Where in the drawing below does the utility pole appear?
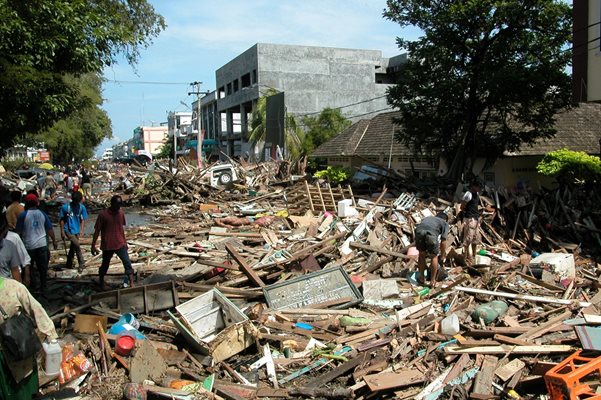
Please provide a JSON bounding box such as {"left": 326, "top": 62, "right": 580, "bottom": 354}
{"left": 188, "top": 81, "right": 207, "bottom": 169}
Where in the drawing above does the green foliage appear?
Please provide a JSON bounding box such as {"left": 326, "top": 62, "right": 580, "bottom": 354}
{"left": 301, "top": 108, "right": 351, "bottom": 155}
{"left": 0, "top": 158, "right": 33, "bottom": 172}
{"left": 537, "top": 148, "right": 601, "bottom": 182}
{"left": 313, "top": 166, "right": 351, "bottom": 184}
{"left": 0, "top": 0, "right": 165, "bottom": 149}
{"left": 155, "top": 138, "right": 173, "bottom": 160}
{"left": 384, "top": 0, "right": 572, "bottom": 178}
{"left": 32, "top": 74, "right": 112, "bottom": 164}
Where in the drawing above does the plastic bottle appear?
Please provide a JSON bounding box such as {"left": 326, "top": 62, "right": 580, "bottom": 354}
{"left": 43, "top": 339, "right": 62, "bottom": 376}
{"left": 471, "top": 300, "right": 509, "bottom": 325}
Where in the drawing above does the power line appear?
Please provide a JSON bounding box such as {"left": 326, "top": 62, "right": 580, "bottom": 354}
{"left": 296, "top": 95, "right": 388, "bottom": 117}
{"left": 105, "top": 79, "right": 190, "bottom": 85}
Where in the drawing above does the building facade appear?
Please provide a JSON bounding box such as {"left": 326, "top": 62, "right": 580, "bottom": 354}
{"left": 215, "top": 43, "right": 405, "bottom": 157}
{"left": 573, "top": 0, "right": 601, "bottom": 102}
{"left": 167, "top": 111, "right": 193, "bottom": 158}
{"left": 133, "top": 125, "right": 169, "bottom": 155}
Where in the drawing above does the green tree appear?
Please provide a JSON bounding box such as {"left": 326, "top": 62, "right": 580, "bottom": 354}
{"left": 0, "top": 0, "right": 165, "bottom": 150}
{"left": 248, "top": 89, "right": 304, "bottom": 159}
{"left": 384, "top": 0, "right": 572, "bottom": 179}
{"left": 35, "top": 74, "right": 111, "bottom": 164}
{"left": 301, "top": 108, "right": 351, "bottom": 155}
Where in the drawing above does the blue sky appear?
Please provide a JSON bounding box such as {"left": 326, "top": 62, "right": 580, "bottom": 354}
{"left": 98, "top": 0, "right": 421, "bottom": 156}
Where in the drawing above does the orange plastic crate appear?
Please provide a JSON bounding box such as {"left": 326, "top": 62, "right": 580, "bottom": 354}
{"left": 544, "top": 351, "right": 601, "bottom": 400}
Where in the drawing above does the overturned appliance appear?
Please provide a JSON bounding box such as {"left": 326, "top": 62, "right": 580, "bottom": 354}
{"left": 168, "top": 288, "right": 256, "bottom": 363}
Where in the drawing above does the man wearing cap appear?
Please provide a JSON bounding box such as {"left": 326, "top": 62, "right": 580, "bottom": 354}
{"left": 91, "top": 195, "right": 134, "bottom": 290}
{"left": 414, "top": 212, "right": 450, "bottom": 288}
{"left": 460, "top": 180, "right": 482, "bottom": 263}
{"left": 15, "top": 193, "right": 57, "bottom": 296}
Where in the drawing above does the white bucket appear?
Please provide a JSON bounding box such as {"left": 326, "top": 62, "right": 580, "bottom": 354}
{"left": 43, "top": 339, "right": 62, "bottom": 376}
{"left": 440, "top": 313, "right": 460, "bottom": 336}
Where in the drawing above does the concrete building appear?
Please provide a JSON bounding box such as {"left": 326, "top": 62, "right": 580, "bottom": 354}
{"left": 132, "top": 125, "right": 169, "bottom": 155}
{"left": 167, "top": 111, "right": 193, "bottom": 158}
{"left": 573, "top": 0, "right": 601, "bottom": 102}
{"left": 215, "top": 43, "right": 405, "bottom": 157}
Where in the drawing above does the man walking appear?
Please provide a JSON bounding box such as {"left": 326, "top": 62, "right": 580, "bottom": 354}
{"left": 59, "top": 191, "right": 88, "bottom": 271}
{"left": 414, "top": 212, "right": 449, "bottom": 288}
{"left": 91, "top": 195, "right": 134, "bottom": 290}
{"left": 15, "top": 193, "right": 57, "bottom": 296}
{"left": 460, "top": 180, "right": 482, "bottom": 264}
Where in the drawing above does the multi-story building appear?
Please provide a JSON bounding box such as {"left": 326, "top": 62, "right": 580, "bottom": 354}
{"left": 132, "top": 125, "right": 169, "bottom": 156}
{"left": 573, "top": 0, "right": 601, "bottom": 102}
{"left": 215, "top": 43, "right": 405, "bottom": 157}
{"left": 167, "top": 111, "right": 193, "bottom": 159}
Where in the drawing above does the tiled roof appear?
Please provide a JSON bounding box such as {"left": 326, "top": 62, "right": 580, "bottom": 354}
{"left": 311, "top": 104, "right": 601, "bottom": 158}
{"left": 506, "top": 102, "right": 601, "bottom": 156}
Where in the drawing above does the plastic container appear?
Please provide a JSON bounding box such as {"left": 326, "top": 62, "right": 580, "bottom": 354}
{"left": 440, "top": 314, "right": 460, "bottom": 335}
{"left": 43, "top": 339, "right": 62, "bottom": 376}
{"left": 115, "top": 331, "right": 136, "bottom": 356}
{"left": 407, "top": 247, "right": 419, "bottom": 257}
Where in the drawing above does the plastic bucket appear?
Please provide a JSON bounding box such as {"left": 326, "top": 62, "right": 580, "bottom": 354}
{"left": 115, "top": 332, "right": 136, "bottom": 356}
{"left": 440, "top": 313, "right": 460, "bottom": 335}
{"left": 407, "top": 247, "right": 419, "bottom": 257}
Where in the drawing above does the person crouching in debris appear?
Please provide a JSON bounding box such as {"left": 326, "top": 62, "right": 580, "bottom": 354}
{"left": 460, "top": 179, "right": 482, "bottom": 264}
{"left": 415, "top": 212, "right": 449, "bottom": 288}
{"left": 91, "top": 195, "right": 134, "bottom": 291}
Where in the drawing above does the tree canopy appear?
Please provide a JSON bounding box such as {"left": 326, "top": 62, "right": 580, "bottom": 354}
{"left": 301, "top": 108, "right": 351, "bottom": 155}
{"left": 0, "top": 0, "right": 165, "bottom": 150}
{"left": 384, "top": 0, "right": 573, "bottom": 179}
{"left": 35, "top": 74, "right": 112, "bottom": 164}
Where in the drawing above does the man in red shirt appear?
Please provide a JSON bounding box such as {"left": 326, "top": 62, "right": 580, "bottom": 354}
{"left": 91, "top": 195, "right": 134, "bottom": 290}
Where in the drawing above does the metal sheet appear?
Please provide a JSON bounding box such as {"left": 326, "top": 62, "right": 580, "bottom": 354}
{"left": 263, "top": 266, "right": 363, "bottom": 310}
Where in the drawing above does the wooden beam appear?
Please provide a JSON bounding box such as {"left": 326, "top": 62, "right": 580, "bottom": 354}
{"left": 225, "top": 243, "right": 265, "bottom": 287}
{"left": 444, "top": 345, "right": 574, "bottom": 355}
{"left": 350, "top": 242, "right": 412, "bottom": 260}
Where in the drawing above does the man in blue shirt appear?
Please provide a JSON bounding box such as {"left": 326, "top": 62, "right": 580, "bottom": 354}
{"left": 16, "top": 193, "right": 57, "bottom": 296}
{"left": 59, "top": 191, "right": 88, "bottom": 271}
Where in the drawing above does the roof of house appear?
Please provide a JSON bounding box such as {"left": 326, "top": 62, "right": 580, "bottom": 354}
{"left": 506, "top": 102, "right": 601, "bottom": 156}
{"left": 311, "top": 103, "right": 601, "bottom": 158}
{"left": 311, "top": 111, "right": 414, "bottom": 158}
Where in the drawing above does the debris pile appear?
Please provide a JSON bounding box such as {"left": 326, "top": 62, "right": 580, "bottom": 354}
{"left": 37, "top": 173, "right": 601, "bottom": 400}
{"left": 2, "top": 161, "right": 601, "bottom": 399}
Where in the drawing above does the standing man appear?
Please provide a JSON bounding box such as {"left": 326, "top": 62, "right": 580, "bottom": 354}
{"left": 15, "top": 193, "right": 57, "bottom": 296}
{"left": 44, "top": 172, "right": 57, "bottom": 199}
{"left": 81, "top": 169, "right": 93, "bottom": 198}
{"left": 414, "top": 212, "right": 449, "bottom": 288}
{"left": 460, "top": 180, "right": 482, "bottom": 264}
{"left": 59, "top": 191, "right": 88, "bottom": 272}
{"left": 91, "top": 195, "right": 134, "bottom": 290}
{"left": 5, "top": 191, "right": 24, "bottom": 231}
{"left": 0, "top": 216, "right": 23, "bottom": 282}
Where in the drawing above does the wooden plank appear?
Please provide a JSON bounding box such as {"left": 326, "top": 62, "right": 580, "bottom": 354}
{"left": 308, "top": 353, "right": 367, "bottom": 387}
{"left": 454, "top": 286, "right": 591, "bottom": 307}
{"left": 350, "top": 242, "right": 412, "bottom": 260}
{"left": 493, "top": 334, "right": 533, "bottom": 346}
{"left": 516, "top": 310, "right": 571, "bottom": 340}
{"left": 363, "top": 369, "right": 425, "bottom": 392}
{"left": 444, "top": 345, "right": 574, "bottom": 355}
{"left": 472, "top": 355, "right": 497, "bottom": 396}
{"left": 494, "top": 359, "right": 525, "bottom": 382}
{"left": 225, "top": 243, "right": 265, "bottom": 287}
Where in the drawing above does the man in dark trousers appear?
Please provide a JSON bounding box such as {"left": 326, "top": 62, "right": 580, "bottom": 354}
{"left": 91, "top": 195, "right": 134, "bottom": 290}
{"left": 460, "top": 180, "right": 482, "bottom": 264}
{"left": 414, "top": 212, "right": 449, "bottom": 288}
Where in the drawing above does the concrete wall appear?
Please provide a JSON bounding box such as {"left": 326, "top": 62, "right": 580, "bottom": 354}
{"left": 482, "top": 156, "right": 555, "bottom": 191}
{"left": 588, "top": 0, "right": 601, "bottom": 102}
{"left": 256, "top": 43, "right": 391, "bottom": 119}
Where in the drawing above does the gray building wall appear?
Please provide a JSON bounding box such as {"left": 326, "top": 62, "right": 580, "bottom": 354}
{"left": 215, "top": 43, "right": 405, "bottom": 157}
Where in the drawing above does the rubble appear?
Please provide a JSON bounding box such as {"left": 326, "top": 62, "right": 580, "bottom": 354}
{"left": 3, "top": 160, "right": 601, "bottom": 399}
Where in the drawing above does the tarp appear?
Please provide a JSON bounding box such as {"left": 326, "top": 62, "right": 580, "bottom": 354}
{"left": 39, "top": 163, "right": 54, "bottom": 170}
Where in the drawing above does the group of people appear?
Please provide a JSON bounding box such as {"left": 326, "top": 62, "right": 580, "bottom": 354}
{"left": 414, "top": 180, "right": 485, "bottom": 288}
{"left": 0, "top": 186, "right": 135, "bottom": 397}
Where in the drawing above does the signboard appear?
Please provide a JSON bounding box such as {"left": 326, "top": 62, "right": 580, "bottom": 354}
{"left": 263, "top": 266, "right": 363, "bottom": 310}
{"left": 38, "top": 151, "right": 50, "bottom": 161}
